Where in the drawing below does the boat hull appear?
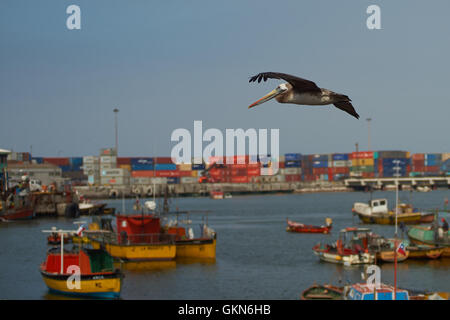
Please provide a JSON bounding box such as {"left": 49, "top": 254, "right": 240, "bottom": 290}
{"left": 355, "top": 211, "right": 434, "bottom": 225}
{"left": 175, "top": 238, "right": 216, "bottom": 259}
{"left": 91, "top": 239, "right": 176, "bottom": 261}
{"left": 313, "top": 249, "right": 375, "bottom": 265}
{"left": 407, "top": 226, "right": 450, "bottom": 257}
{"left": 376, "top": 250, "right": 409, "bottom": 263}
{"left": 40, "top": 271, "right": 121, "bottom": 299}
{"left": 1, "top": 208, "right": 34, "bottom": 221}
{"left": 407, "top": 246, "right": 444, "bottom": 259}
{"left": 287, "top": 225, "right": 331, "bottom": 234}
{"left": 301, "top": 285, "right": 343, "bottom": 300}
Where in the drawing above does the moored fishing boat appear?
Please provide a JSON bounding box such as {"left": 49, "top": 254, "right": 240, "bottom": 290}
{"left": 343, "top": 283, "right": 410, "bottom": 300}
{"left": 367, "top": 234, "right": 409, "bottom": 263}
{"left": 0, "top": 194, "right": 34, "bottom": 221}
{"left": 88, "top": 203, "right": 176, "bottom": 261}
{"left": 313, "top": 228, "right": 375, "bottom": 265}
{"left": 406, "top": 245, "right": 444, "bottom": 259}
{"left": 352, "top": 198, "right": 435, "bottom": 225}
{"left": 40, "top": 229, "right": 122, "bottom": 299}
{"left": 407, "top": 225, "right": 450, "bottom": 257}
{"left": 286, "top": 218, "right": 332, "bottom": 234}
{"left": 163, "top": 211, "right": 217, "bottom": 259}
{"left": 300, "top": 284, "right": 343, "bottom": 300}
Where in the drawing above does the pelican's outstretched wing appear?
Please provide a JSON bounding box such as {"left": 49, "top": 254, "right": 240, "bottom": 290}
{"left": 249, "top": 72, "right": 321, "bottom": 93}
{"left": 333, "top": 101, "right": 360, "bottom": 119}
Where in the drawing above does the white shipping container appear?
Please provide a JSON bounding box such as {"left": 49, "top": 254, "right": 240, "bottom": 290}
{"left": 149, "top": 177, "right": 168, "bottom": 184}
{"left": 131, "top": 177, "right": 152, "bottom": 185}
{"left": 333, "top": 160, "right": 348, "bottom": 168}
{"left": 101, "top": 168, "right": 130, "bottom": 177}
{"left": 282, "top": 168, "right": 301, "bottom": 175}
{"left": 100, "top": 163, "right": 115, "bottom": 170}
{"left": 180, "top": 177, "right": 198, "bottom": 184}
{"left": 83, "top": 156, "right": 99, "bottom": 164}
{"left": 83, "top": 163, "right": 100, "bottom": 170}
{"left": 84, "top": 169, "right": 100, "bottom": 176}
{"left": 100, "top": 156, "right": 117, "bottom": 164}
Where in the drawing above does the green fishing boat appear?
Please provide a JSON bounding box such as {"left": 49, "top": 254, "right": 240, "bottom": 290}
{"left": 407, "top": 226, "right": 450, "bottom": 258}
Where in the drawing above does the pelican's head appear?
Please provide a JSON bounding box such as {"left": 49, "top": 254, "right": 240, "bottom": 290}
{"left": 248, "top": 83, "right": 289, "bottom": 109}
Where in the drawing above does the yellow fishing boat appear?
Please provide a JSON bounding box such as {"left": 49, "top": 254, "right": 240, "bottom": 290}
{"left": 163, "top": 210, "right": 217, "bottom": 259}
{"left": 40, "top": 229, "right": 122, "bottom": 299}
{"left": 175, "top": 237, "right": 217, "bottom": 259}
{"left": 353, "top": 199, "right": 435, "bottom": 225}
{"left": 88, "top": 213, "right": 177, "bottom": 261}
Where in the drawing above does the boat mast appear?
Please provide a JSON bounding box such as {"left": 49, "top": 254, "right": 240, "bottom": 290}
{"left": 392, "top": 159, "right": 401, "bottom": 300}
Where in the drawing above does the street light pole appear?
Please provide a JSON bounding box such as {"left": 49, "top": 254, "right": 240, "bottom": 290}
{"left": 113, "top": 108, "right": 119, "bottom": 155}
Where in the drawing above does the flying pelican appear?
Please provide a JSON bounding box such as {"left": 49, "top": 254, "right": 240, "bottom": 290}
{"left": 248, "top": 72, "right": 360, "bottom": 119}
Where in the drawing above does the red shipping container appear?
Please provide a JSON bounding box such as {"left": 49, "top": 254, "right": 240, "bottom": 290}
{"left": 332, "top": 167, "right": 350, "bottom": 174}
{"left": 231, "top": 164, "right": 248, "bottom": 169}
{"left": 412, "top": 159, "right": 424, "bottom": 167}
{"left": 313, "top": 168, "right": 328, "bottom": 175}
{"left": 247, "top": 168, "right": 260, "bottom": 176}
{"left": 117, "top": 157, "right": 132, "bottom": 165}
{"left": 425, "top": 166, "right": 439, "bottom": 172}
{"left": 231, "top": 176, "right": 249, "bottom": 183}
{"left": 412, "top": 154, "right": 425, "bottom": 160}
{"left": 286, "top": 174, "right": 301, "bottom": 182}
{"left": 328, "top": 168, "right": 333, "bottom": 177}
{"left": 350, "top": 151, "right": 374, "bottom": 160}
{"left": 362, "top": 172, "right": 375, "bottom": 178}
{"left": 44, "top": 157, "right": 70, "bottom": 166}
{"left": 155, "top": 157, "right": 175, "bottom": 164}
{"left": 412, "top": 166, "right": 425, "bottom": 172}
{"left": 131, "top": 171, "right": 155, "bottom": 178}
{"left": 278, "top": 162, "right": 285, "bottom": 169}
{"left": 155, "top": 170, "right": 180, "bottom": 177}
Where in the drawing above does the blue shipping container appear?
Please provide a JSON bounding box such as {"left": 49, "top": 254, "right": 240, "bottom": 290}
{"left": 192, "top": 164, "right": 205, "bottom": 170}
{"left": 312, "top": 154, "right": 328, "bottom": 161}
{"left": 60, "top": 165, "right": 72, "bottom": 172}
{"left": 285, "top": 160, "right": 301, "bottom": 168}
{"left": 382, "top": 158, "right": 409, "bottom": 166}
{"left": 312, "top": 160, "right": 328, "bottom": 168}
{"left": 131, "top": 164, "right": 154, "bottom": 171}
{"left": 332, "top": 154, "right": 349, "bottom": 161}
{"left": 70, "top": 157, "right": 83, "bottom": 166}
{"left": 155, "top": 163, "right": 177, "bottom": 171}
{"left": 131, "top": 158, "right": 154, "bottom": 166}
{"left": 285, "top": 153, "right": 302, "bottom": 161}
{"left": 167, "top": 177, "right": 180, "bottom": 184}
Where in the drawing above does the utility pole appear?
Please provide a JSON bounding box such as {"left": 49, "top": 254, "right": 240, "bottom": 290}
{"left": 113, "top": 108, "right": 119, "bottom": 155}
{"left": 366, "top": 118, "right": 372, "bottom": 151}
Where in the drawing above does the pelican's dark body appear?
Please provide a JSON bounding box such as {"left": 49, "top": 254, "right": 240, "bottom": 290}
{"left": 249, "top": 72, "right": 359, "bottom": 119}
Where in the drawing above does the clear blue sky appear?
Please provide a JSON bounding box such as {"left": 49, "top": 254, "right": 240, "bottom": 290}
{"left": 1, "top": 0, "right": 449, "bottom": 157}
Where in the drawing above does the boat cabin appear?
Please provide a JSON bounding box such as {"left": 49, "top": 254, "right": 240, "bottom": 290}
{"left": 368, "top": 199, "right": 388, "bottom": 213}
{"left": 42, "top": 248, "right": 115, "bottom": 274}
{"left": 345, "top": 283, "right": 409, "bottom": 300}
{"left": 116, "top": 214, "right": 164, "bottom": 244}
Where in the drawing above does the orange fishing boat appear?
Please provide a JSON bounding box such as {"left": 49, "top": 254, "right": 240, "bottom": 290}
{"left": 286, "top": 218, "right": 332, "bottom": 234}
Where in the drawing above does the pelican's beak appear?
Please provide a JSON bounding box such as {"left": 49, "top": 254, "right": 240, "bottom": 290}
{"left": 248, "top": 87, "right": 284, "bottom": 109}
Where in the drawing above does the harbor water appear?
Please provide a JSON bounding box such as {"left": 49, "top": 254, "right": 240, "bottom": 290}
{"left": 0, "top": 190, "right": 449, "bottom": 299}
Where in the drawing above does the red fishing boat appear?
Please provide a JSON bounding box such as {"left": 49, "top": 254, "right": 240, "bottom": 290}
{"left": 286, "top": 218, "right": 332, "bottom": 234}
